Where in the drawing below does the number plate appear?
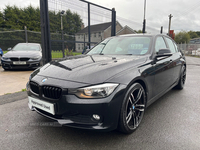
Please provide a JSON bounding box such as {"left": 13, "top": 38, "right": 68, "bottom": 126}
{"left": 13, "top": 61, "right": 26, "bottom": 65}
{"left": 28, "top": 96, "right": 55, "bottom": 115}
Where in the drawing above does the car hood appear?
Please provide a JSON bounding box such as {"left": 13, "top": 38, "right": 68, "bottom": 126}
{"left": 37, "top": 55, "right": 147, "bottom": 84}
{"left": 4, "top": 51, "right": 41, "bottom": 58}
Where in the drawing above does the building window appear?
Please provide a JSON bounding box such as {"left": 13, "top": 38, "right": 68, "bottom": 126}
{"left": 99, "top": 32, "right": 101, "bottom": 37}
{"left": 81, "top": 34, "right": 84, "bottom": 39}
{"left": 94, "top": 33, "right": 96, "bottom": 37}
{"left": 78, "top": 35, "right": 80, "bottom": 39}
{"left": 78, "top": 44, "right": 80, "bottom": 50}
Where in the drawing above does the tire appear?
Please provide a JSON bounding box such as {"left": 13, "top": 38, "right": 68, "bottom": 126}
{"left": 118, "top": 83, "right": 146, "bottom": 134}
{"left": 3, "top": 67, "right": 8, "bottom": 71}
{"left": 175, "top": 65, "right": 186, "bottom": 90}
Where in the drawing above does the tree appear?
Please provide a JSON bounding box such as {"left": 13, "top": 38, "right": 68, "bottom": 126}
{"left": 195, "top": 31, "right": 200, "bottom": 37}
{"left": 134, "top": 30, "right": 146, "bottom": 33}
{"left": 0, "top": 5, "right": 83, "bottom": 51}
{"left": 188, "top": 31, "right": 199, "bottom": 39}
{"left": 0, "top": 5, "right": 40, "bottom": 31}
{"left": 174, "top": 31, "right": 190, "bottom": 44}
{"left": 49, "top": 9, "right": 82, "bottom": 34}
{"left": 0, "top": 11, "right": 4, "bottom": 25}
{"left": 0, "top": 5, "right": 83, "bottom": 34}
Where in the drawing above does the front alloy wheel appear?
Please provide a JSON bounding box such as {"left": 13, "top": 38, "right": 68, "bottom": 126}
{"left": 118, "top": 83, "right": 146, "bottom": 134}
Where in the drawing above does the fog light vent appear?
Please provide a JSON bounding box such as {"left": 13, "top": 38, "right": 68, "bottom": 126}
{"left": 93, "top": 114, "right": 100, "bottom": 120}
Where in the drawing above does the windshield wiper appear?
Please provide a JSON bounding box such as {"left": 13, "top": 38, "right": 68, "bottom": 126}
{"left": 89, "top": 55, "right": 95, "bottom": 62}
{"left": 99, "top": 53, "right": 104, "bottom": 55}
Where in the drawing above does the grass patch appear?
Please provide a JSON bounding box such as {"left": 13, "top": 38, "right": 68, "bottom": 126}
{"left": 21, "top": 89, "right": 27, "bottom": 92}
{"left": 3, "top": 89, "right": 26, "bottom": 95}
{"left": 52, "top": 51, "right": 63, "bottom": 59}
{"left": 4, "top": 93, "right": 12, "bottom": 95}
{"left": 73, "top": 52, "right": 82, "bottom": 55}
{"left": 3, "top": 50, "right": 8, "bottom": 54}
{"left": 52, "top": 50, "right": 81, "bottom": 59}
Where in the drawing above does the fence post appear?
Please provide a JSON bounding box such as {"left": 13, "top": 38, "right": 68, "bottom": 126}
{"left": 88, "top": 3, "right": 91, "bottom": 49}
{"left": 160, "top": 26, "right": 163, "bottom": 34}
{"left": 84, "top": 33, "right": 85, "bottom": 48}
{"left": 184, "top": 41, "right": 187, "bottom": 55}
{"left": 40, "top": 0, "right": 52, "bottom": 65}
{"left": 61, "top": 30, "right": 65, "bottom": 57}
{"left": 61, "top": 11, "right": 65, "bottom": 58}
{"left": 111, "top": 8, "right": 116, "bottom": 36}
{"left": 24, "top": 26, "right": 28, "bottom": 43}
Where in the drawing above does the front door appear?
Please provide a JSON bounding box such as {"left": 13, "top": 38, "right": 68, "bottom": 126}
{"left": 153, "top": 36, "right": 174, "bottom": 97}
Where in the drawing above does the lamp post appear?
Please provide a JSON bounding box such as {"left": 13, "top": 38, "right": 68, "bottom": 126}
{"left": 168, "top": 14, "right": 173, "bottom": 36}
{"left": 60, "top": 10, "right": 65, "bottom": 57}
{"left": 142, "top": 0, "right": 146, "bottom": 34}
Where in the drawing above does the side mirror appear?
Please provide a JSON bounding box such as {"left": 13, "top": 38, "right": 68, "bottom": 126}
{"left": 156, "top": 49, "right": 172, "bottom": 58}
{"left": 7, "top": 47, "right": 12, "bottom": 51}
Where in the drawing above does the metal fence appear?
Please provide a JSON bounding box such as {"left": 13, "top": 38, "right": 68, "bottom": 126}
{"left": 0, "top": 28, "right": 41, "bottom": 51}
{"left": 45, "top": 0, "right": 115, "bottom": 61}
{"left": 177, "top": 44, "right": 200, "bottom": 56}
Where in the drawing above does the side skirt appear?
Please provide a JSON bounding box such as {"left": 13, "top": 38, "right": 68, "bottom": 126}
{"left": 146, "top": 81, "right": 178, "bottom": 107}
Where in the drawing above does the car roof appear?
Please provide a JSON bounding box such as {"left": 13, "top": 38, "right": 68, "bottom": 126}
{"left": 117, "top": 33, "right": 166, "bottom": 38}
{"left": 17, "top": 43, "right": 41, "bottom": 46}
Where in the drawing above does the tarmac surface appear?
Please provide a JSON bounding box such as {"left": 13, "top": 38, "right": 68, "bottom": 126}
{"left": 0, "top": 56, "right": 200, "bottom": 150}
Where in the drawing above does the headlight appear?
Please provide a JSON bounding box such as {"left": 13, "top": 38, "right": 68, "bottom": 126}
{"left": 29, "top": 67, "right": 41, "bottom": 81}
{"left": 69, "top": 83, "right": 119, "bottom": 98}
{"left": 31, "top": 56, "right": 41, "bottom": 60}
{"left": 2, "top": 56, "right": 9, "bottom": 60}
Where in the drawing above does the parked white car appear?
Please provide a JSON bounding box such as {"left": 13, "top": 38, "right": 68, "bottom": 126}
{"left": 192, "top": 48, "right": 200, "bottom": 56}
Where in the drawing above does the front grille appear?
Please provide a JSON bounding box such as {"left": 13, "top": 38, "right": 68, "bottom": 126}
{"left": 20, "top": 58, "right": 30, "bottom": 61}
{"left": 29, "top": 81, "right": 62, "bottom": 100}
{"left": 30, "top": 81, "right": 39, "bottom": 95}
{"left": 42, "top": 86, "right": 62, "bottom": 99}
{"left": 10, "top": 57, "right": 19, "bottom": 61}
{"left": 10, "top": 57, "right": 30, "bottom": 61}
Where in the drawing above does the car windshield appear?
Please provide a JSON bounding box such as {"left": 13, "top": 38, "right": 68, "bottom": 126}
{"left": 13, "top": 44, "right": 40, "bottom": 51}
{"left": 87, "top": 36, "right": 151, "bottom": 55}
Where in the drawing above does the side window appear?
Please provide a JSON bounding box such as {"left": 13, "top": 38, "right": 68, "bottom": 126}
{"left": 173, "top": 42, "right": 179, "bottom": 52}
{"left": 155, "top": 36, "right": 167, "bottom": 53}
{"left": 165, "top": 37, "right": 176, "bottom": 53}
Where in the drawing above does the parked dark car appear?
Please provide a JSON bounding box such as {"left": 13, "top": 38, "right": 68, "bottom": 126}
{"left": 27, "top": 34, "right": 186, "bottom": 134}
{"left": 0, "top": 47, "right": 3, "bottom": 66}
{"left": 1, "top": 43, "right": 42, "bottom": 70}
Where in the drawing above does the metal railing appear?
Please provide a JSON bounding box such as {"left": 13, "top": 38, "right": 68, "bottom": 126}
{"left": 177, "top": 44, "right": 200, "bottom": 56}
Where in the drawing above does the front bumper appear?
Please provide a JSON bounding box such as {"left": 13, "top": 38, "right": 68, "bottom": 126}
{"left": 1, "top": 60, "right": 41, "bottom": 69}
{"left": 27, "top": 80, "right": 126, "bottom": 131}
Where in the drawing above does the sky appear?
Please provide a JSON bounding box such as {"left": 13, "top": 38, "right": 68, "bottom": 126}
{"left": 0, "top": 0, "right": 200, "bottom": 34}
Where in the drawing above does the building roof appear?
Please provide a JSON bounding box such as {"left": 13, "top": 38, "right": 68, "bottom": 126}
{"left": 76, "top": 22, "right": 112, "bottom": 34}
{"left": 116, "top": 25, "right": 137, "bottom": 35}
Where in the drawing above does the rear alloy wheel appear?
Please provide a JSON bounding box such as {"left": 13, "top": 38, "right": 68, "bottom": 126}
{"left": 118, "top": 83, "right": 146, "bottom": 134}
{"left": 175, "top": 65, "right": 186, "bottom": 89}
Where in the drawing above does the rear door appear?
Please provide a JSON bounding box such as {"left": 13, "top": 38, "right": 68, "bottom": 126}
{"left": 164, "top": 37, "right": 182, "bottom": 83}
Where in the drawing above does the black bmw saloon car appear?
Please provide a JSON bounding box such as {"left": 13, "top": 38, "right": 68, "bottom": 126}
{"left": 1, "top": 43, "right": 42, "bottom": 70}
{"left": 27, "top": 34, "right": 186, "bottom": 134}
